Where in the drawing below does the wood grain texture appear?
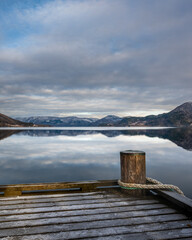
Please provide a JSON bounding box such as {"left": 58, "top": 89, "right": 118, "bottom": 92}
{"left": 0, "top": 220, "right": 191, "bottom": 239}
{"left": 0, "top": 199, "right": 159, "bottom": 216}
{"left": 120, "top": 150, "right": 146, "bottom": 196}
{"left": 0, "top": 215, "right": 189, "bottom": 237}
{"left": 150, "top": 188, "right": 192, "bottom": 217}
{"left": 0, "top": 196, "right": 143, "bottom": 211}
{"left": 0, "top": 203, "right": 167, "bottom": 222}
{"left": 0, "top": 189, "right": 191, "bottom": 239}
{"left": 0, "top": 208, "right": 178, "bottom": 229}
{"left": 120, "top": 151, "right": 146, "bottom": 184}
{"left": 0, "top": 180, "right": 119, "bottom": 197}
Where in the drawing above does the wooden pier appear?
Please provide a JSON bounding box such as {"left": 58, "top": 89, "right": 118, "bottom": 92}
{"left": 0, "top": 151, "right": 191, "bottom": 239}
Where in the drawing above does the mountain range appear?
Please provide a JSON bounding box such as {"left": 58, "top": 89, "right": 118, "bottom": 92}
{"left": 16, "top": 114, "right": 123, "bottom": 127}
{"left": 1, "top": 102, "right": 192, "bottom": 127}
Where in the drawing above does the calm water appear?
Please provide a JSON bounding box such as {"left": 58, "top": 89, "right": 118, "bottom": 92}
{"left": 0, "top": 127, "right": 192, "bottom": 198}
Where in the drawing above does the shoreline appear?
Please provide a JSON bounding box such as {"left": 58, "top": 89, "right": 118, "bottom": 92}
{"left": 0, "top": 126, "right": 175, "bottom": 130}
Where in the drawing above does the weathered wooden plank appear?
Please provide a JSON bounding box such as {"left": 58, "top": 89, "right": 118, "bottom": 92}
{"left": 87, "top": 234, "right": 152, "bottom": 240}
{"left": 146, "top": 178, "right": 192, "bottom": 216}
{"left": 0, "top": 196, "right": 143, "bottom": 210}
{"left": 148, "top": 228, "right": 192, "bottom": 239}
{"left": 85, "top": 233, "right": 152, "bottom": 240}
{"left": 0, "top": 180, "right": 119, "bottom": 197}
{"left": 0, "top": 191, "right": 103, "bottom": 201}
{"left": 0, "top": 208, "right": 178, "bottom": 229}
{"left": 86, "top": 228, "right": 192, "bottom": 240}
{"left": 0, "top": 179, "right": 118, "bottom": 188}
{"left": 0, "top": 197, "right": 157, "bottom": 211}
{"left": 2, "top": 233, "right": 152, "bottom": 240}
{"left": 0, "top": 193, "right": 112, "bottom": 205}
{"left": 0, "top": 194, "right": 139, "bottom": 207}
{"left": 0, "top": 220, "right": 191, "bottom": 239}
{"left": 0, "top": 180, "right": 190, "bottom": 240}
{"left": 152, "top": 189, "right": 192, "bottom": 216}
{"left": 0, "top": 199, "right": 159, "bottom": 216}
{"left": 0, "top": 203, "right": 167, "bottom": 222}
{"left": 0, "top": 214, "right": 188, "bottom": 237}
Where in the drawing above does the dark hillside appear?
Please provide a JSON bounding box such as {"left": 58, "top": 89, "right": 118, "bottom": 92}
{"left": 0, "top": 113, "right": 35, "bottom": 127}
{"left": 117, "top": 102, "right": 192, "bottom": 127}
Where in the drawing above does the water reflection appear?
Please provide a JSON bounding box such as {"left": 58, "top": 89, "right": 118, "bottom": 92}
{"left": 1, "top": 127, "right": 192, "bottom": 150}
{"left": 0, "top": 128, "right": 191, "bottom": 198}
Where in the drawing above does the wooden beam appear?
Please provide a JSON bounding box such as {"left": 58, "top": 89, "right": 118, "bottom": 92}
{"left": 151, "top": 189, "right": 192, "bottom": 217}
{"left": 0, "top": 180, "right": 119, "bottom": 197}
{"left": 145, "top": 178, "right": 192, "bottom": 216}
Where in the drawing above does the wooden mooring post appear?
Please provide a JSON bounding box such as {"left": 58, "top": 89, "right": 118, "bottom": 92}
{"left": 120, "top": 150, "right": 146, "bottom": 196}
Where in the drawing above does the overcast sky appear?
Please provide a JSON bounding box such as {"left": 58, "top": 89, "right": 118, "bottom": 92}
{"left": 0, "top": 0, "right": 192, "bottom": 118}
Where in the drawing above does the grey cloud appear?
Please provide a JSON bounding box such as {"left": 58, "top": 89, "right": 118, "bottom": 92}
{"left": 0, "top": 0, "right": 192, "bottom": 116}
{"left": 1, "top": 86, "right": 191, "bottom": 117}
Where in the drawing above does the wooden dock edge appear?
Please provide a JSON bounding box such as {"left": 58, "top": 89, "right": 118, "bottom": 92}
{"left": 145, "top": 178, "right": 192, "bottom": 216}
{"left": 0, "top": 179, "right": 120, "bottom": 197}
{"left": 151, "top": 189, "right": 192, "bottom": 216}
{"left": 1, "top": 178, "right": 192, "bottom": 217}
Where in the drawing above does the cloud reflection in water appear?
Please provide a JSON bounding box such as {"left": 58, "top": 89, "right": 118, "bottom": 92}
{"left": 0, "top": 129, "right": 191, "bottom": 198}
